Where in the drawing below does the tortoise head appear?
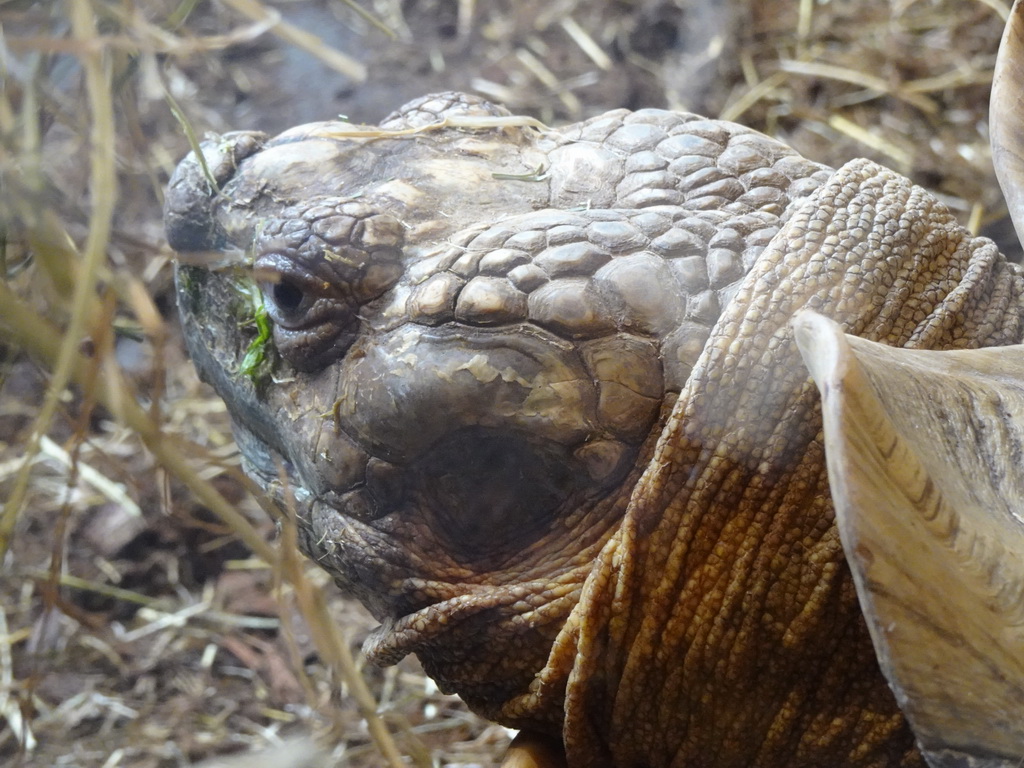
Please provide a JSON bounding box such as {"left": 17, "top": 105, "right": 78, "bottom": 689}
{"left": 165, "top": 80, "right": 845, "bottom": 737}
{"left": 169, "top": 87, "right": 823, "bottom": 729}
{"left": 167, "top": 94, "right": 663, "bottom": 725}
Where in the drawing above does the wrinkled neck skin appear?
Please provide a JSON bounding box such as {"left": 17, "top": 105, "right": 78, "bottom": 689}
{"left": 168, "top": 92, "right": 1024, "bottom": 767}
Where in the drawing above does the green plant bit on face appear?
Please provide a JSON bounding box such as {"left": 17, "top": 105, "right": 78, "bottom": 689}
{"left": 237, "top": 282, "right": 274, "bottom": 381}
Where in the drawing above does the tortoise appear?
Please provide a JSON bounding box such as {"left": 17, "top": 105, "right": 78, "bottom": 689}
{"left": 164, "top": 2, "right": 1024, "bottom": 765}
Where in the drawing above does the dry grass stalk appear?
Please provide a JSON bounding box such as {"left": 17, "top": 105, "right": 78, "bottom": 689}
{"left": 220, "top": 0, "right": 367, "bottom": 80}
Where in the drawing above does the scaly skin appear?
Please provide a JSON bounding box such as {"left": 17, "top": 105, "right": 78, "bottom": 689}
{"left": 166, "top": 92, "right": 1024, "bottom": 767}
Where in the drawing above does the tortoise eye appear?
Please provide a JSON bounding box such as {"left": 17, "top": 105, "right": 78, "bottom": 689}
{"left": 254, "top": 271, "right": 356, "bottom": 371}
{"left": 272, "top": 279, "right": 306, "bottom": 314}
{"left": 261, "top": 276, "right": 314, "bottom": 328}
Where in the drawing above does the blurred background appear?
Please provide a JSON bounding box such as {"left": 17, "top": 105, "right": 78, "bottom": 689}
{"left": 0, "top": 1, "right": 1012, "bottom": 765}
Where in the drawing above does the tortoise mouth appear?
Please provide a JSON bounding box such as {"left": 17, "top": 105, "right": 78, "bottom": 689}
{"left": 231, "top": 419, "right": 292, "bottom": 485}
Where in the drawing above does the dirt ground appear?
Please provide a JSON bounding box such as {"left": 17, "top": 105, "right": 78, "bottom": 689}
{"left": 0, "top": 0, "right": 1013, "bottom": 766}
